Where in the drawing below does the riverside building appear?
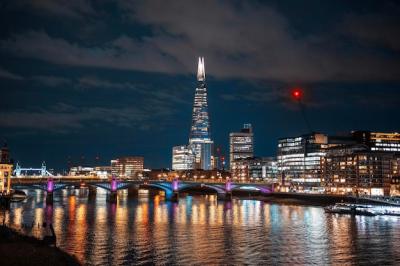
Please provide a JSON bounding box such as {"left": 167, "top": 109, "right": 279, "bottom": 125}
{"left": 277, "top": 130, "right": 400, "bottom": 194}
{"left": 321, "top": 144, "right": 396, "bottom": 196}
{"left": 111, "top": 156, "right": 144, "bottom": 178}
{"left": 231, "top": 156, "right": 277, "bottom": 182}
{"left": 277, "top": 133, "right": 328, "bottom": 192}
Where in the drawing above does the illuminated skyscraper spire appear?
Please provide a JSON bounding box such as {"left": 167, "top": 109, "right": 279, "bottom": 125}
{"left": 197, "top": 57, "right": 205, "bottom": 81}
{"left": 189, "top": 57, "right": 213, "bottom": 170}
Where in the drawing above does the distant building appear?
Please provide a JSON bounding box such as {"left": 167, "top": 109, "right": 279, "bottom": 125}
{"left": 0, "top": 144, "right": 10, "bottom": 164}
{"left": 0, "top": 143, "right": 13, "bottom": 194}
{"left": 69, "top": 166, "right": 95, "bottom": 176}
{"left": 231, "top": 157, "right": 277, "bottom": 181}
{"left": 230, "top": 159, "right": 250, "bottom": 180}
{"left": 321, "top": 144, "right": 396, "bottom": 196}
{"left": 352, "top": 131, "right": 400, "bottom": 152}
{"left": 229, "top": 124, "right": 254, "bottom": 169}
{"left": 68, "top": 165, "right": 111, "bottom": 178}
{"left": 249, "top": 157, "right": 278, "bottom": 181}
{"left": 111, "top": 156, "right": 144, "bottom": 178}
{"left": 391, "top": 157, "right": 400, "bottom": 196}
{"left": 277, "top": 133, "right": 328, "bottom": 191}
{"left": 172, "top": 145, "right": 195, "bottom": 170}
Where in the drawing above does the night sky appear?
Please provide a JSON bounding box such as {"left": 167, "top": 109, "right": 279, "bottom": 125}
{"left": 1, "top": 1, "right": 400, "bottom": 171}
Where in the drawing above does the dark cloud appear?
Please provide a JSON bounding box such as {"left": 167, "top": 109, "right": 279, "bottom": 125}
{"left": 31, "top": 75, "right": 71, "bottom": 87}
{"left": 0, "top": 31, "right": 183, "bottom": 74}
{"left": 0, "top": 67, "right": 23, "bottom": 80}
{"left": 76, "top": 76, "right": 190, "bottom": 105}
{"left": 0, "top": 102, "right": 175, "bottom": 133}
{"left": 341, "top": 13, "right": 400, "bottom": 51}
{"left": 6, "top": 0, "right": 96, "bottom": 20}
{"left": 1, "top": 1, "right": 400, "bottom": 82}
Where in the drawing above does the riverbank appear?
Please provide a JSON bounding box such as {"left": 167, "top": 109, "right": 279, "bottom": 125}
{"left": 234, "top": 192, "right": 395, "bottom": 206}
{"left": 0, "top": 225, "right": 80, "bottom": 266}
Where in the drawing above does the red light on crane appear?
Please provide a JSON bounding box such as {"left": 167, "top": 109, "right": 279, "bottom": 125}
{"left": 291, "top": 88, "right": 303, "bottom": 100}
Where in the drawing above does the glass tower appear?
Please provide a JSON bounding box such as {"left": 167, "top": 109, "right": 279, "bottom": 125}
{"left": 189, "top": 57, "right": 213, "bottom": 170}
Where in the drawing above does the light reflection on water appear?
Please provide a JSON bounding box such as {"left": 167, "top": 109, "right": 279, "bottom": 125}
{"left": 1, "top": 189, "right": 400, "bottom": 265}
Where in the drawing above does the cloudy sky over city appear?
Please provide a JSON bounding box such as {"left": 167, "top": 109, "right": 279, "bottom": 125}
{"left": 1, "top": 0, "right": 400, "bottom": 170}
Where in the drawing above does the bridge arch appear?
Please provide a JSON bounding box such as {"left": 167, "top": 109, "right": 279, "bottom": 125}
{"left": 140, "top": 183, "right": 174, "bottom": 199}
{"left": 12, "top": 183, "right": 69, "bottom": 192}
{"left": 178, "top": 183, "right": 226, "bottom": 195}
{"left": 233, "top": 184, "right": 272, "bottom": 194}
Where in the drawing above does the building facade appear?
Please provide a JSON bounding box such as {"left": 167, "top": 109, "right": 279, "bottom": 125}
{"left": 0, "top": 144, "right": 12, "bottom": 194}
{"left": 321, "top": 144, "right": 395, "bottom": 196}
{"left": 231, "top": 157, "right": 278, "bottom": 182}
{"left": 277, "top": 133, "right": 328, "bottom": 191}
{"left": 172, "top": 145, "right": 195, "bottom": 170}
{"left": 111, "top": 156, "right": 144, "bottom": 178}
{"left": 276, "top": 131, "right": 400, "bottom": 194}
{"left": 249, "top": 157, "right": 278, "bottom": 182}
{"left": 229, "top": 124, "right": 254, "bottom": 169}
{"left": 69, "top": 165, "right": 111, "bottom": 178}
{"left": 352, "top": 131, "right": 400, "bottom": 152}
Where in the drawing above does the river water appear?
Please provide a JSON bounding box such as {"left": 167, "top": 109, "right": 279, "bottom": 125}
{"left": 1, "top": 188, "right": 400, "bottom": 265}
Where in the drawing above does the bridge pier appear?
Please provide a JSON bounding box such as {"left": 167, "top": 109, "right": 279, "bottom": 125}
{"left": 0, "top": 195, "right": 11, "bottom": 209}
{"left": 168, "top": 178, "right": 179, "bottom": 202}
{"left": 217, "top": 192, "right": 232, "bottom": 201}
{"left": 107, "top": 175, "right": 118, "bottom": 203}
{"left": 46, "top": 192, "right": 53, "bottom": 204}
{"left": 88, "top": 186, "right": 97, "bottom": 200}
{"left": 128, "top": 186, "right": 138, "bottom": 198}
{"left": 221, "top": 178, "right": 233, "bottom": 201}
{"left": 107, "top": 191, "right": 118, "bottom": 203}
{"left": 169, "top": 191, "right": 179, "bottom": 202}
{"left": 46, "top": 178, "right": 54, "bottom": 204}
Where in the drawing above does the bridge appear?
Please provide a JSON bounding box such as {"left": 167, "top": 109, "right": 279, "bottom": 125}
{"left": 13, "top": 162, "right": 53, "bottom": 177}
{"left": 10, "top": 176, "right": 274, "bottom": 203}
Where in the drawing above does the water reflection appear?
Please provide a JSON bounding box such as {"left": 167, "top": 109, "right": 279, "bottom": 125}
{"left": 1, "top": 189, "right": 400, "bottom": 265}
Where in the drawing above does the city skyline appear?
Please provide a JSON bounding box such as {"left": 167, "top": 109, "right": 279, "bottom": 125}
{"left": 1, "top": 1, "right": 400, "bottom": 170}
{"left": 2, "top": 2, "right": 400, "bottom": 265}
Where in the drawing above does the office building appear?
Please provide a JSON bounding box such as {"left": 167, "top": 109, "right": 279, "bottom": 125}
{"left": 277, "top": 133, "right": 328, "bottom": 191}
{"left": 229, "top": 124, "right": 254, "bottom": 169}
{"left": 111, "top": 156, "right": 144, "bottom": 178}
{"left": 231, "top": 157, "right": 278, "bottom": 181}
{"left": 352, "top": 131, "right": 400, "bottom": 152}
{"left": 68, "top": 165, "right": 111, "bottom": 178}
{"left": 172, "top": 145, "right": 195, "bottom": 170}
{"left": 249, "top": 157, "right": 278, "bottom": 182}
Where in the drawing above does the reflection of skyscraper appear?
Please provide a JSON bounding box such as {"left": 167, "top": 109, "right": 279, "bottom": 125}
{"left": 189, "top": 57, "right": 213, "bottom": 170}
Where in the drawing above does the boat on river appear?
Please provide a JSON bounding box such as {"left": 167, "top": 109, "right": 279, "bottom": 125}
{"left": 324, "top": 203, "right": 376, "bottom": 216}
{"left": 10, "top": 190, "right": 27, "bottom": 202}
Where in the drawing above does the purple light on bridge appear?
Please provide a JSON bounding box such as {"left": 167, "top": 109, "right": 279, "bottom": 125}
{"left": 111, "top": 176, "right": 117, "bottom": 192}
{"left": 259, "top": 187, "right": 271, "bottom": 194}
{"left": 47, "top": 178, "right": 54, "bottom": 193}
{"left": 225, "top": 178, "right": 232, "bottom": 192}
{"left": 172, "top": 178, "right": 179, "bottom": 191}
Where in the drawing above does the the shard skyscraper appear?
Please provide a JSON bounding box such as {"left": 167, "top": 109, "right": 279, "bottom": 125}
{"left": 188, "top": 57, "right": 213, "bottom": 170}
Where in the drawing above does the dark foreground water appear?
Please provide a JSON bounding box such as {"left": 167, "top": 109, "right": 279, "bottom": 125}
{"left": 1, "top": 188, "right": 400, "bottom": 265}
